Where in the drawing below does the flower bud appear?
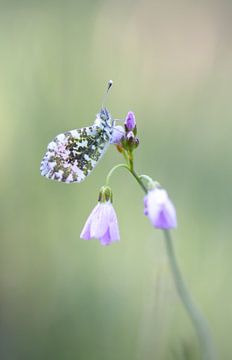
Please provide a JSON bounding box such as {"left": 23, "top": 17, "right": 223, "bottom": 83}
{"left": 134, "top": 137, "right": 139, "bottom": 148}
{"left": 98, "top": 186, "right": 113, "bottom": 203}
{"left": 126, "top": 131, "right": 135, "bottom": 142}
{"left": 125, "top": 111, "right": 136, "bottom": 131}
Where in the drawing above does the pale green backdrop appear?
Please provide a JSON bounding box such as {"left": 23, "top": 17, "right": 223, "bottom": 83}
{"left": 0, "top": 0, "right": 231, "bottom": 359}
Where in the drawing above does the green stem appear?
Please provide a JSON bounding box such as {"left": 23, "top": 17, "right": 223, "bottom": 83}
{"left": 106, "top": 162, "right": 147, "bottom": 194}
{"left": 130, "top": 170, "right": 147, "bottom": 194}
{"left": 128, "top": 150, "right": 134, "bottom": 172}
{"left": 163, "top": 230, "right": 216, "bottom": 360}
{"left": 106, "top": 158, "right": 216, "bottom": 359}
{"left": 127, "top": 152, "right": 147, "bottom": 194}
{"left": 122, "top": 149, "right": 129, "bottom": 164}
{"left": 139, "top": 174, "right": 154, "bottom": 184}
{"left": 106, "top": 163, "right": 130, "bottom": 185}
{"left": 128, "top": 170, "right": 216, "bottom": 360}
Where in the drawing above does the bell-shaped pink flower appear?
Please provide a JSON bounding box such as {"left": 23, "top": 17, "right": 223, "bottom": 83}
{"left": 144, "top": 188, "right": 177, "bottom": 229}
{"left": 80, "top": 201, "right": 120, "bottom": 246}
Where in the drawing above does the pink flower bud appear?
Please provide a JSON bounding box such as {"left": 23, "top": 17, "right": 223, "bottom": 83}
{"left": 125, "top": 111, "right": 136, "bottom": 131}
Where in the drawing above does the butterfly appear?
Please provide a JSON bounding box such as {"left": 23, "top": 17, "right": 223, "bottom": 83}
{"left": 40, "top": 81, "right": 124, "bottom": 183}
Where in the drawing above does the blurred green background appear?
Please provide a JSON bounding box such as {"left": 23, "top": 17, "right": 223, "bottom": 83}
{"left": 0, "top": 0, "right": 231, "bottom": 359}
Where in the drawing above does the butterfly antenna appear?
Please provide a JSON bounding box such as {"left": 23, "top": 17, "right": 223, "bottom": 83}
{"left": 101, "top": 80, "right": 113, "bottom": 108}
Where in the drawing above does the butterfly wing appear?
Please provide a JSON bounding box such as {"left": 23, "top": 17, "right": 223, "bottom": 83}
{"left": 40, "top": 125, "right": 111, "bottom": 183}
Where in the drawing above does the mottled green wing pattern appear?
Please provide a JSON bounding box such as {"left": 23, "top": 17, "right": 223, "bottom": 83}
{"left": 40, "top": 125, "right": 111, "bottom": 183}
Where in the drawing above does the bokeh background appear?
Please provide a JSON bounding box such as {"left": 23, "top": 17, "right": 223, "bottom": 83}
{"left": 0, "top": 0, "right": 231, "bottom": 359}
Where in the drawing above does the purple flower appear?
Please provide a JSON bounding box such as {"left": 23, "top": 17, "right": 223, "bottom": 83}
{"left": 111, "top": 125, "right": 125, "bottom": 144}
{"left": 125, "top": 111, "right": 136, "bottom": 131}
{"left": 144, "top": 188, "right": 177, "bottom": 229}
{"left": 80, "top": 201, "right": 120, "bottom": 246}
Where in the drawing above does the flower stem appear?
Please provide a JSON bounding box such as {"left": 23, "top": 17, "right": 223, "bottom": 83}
{"left": 126, "top": 152, "right": 147, "bottom": 193}
{"left": 107, "top": 156, "right": 216, "bottom": 359}
{"left": 128, "top": 151, "right": 134, "bottom": 172}
{"left": 106, "top": 162, "right": 147, "bottom": 194}
{"left": 163, "top": 230, "right": 216, "bottom": 360}
{"left": 129, "top": 170, "right": 216, "bottom": 359}
{"left": 122, "top": 149, "right": 129, "bottom": 164}
{"left": 106, "top": 163, "right": 130, "bottom": 185}
{"left": 129, "top": 169, "right": 147, "bottom": 194}
{"left": 139, "top": 174, "right": 154, "bottom": 184}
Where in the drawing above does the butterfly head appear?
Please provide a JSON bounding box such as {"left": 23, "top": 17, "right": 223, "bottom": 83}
{"left": 100, "top": 107, "right": 110, "bottom": 121}
{"left": 94, "top": 107, "right": 114, "bottom": 129}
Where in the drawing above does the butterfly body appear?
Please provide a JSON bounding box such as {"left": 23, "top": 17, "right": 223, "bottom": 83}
{"left": 40, "top": 108, "right": 114, "bottom": 183}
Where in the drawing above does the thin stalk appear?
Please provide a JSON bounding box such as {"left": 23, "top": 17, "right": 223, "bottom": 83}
{"left": 130, "top": 170, "right": 147, "bottom": 194}
{"left": 107, "top": 160, "right": 215, "bottom": 359}
{"left": 106, "top": 162, "right": 147, "bottom": 194}
{"left": 139, "top": 174, "right": 154, "bottom": 184}
{"left": 163, "top": 230, "right": 216, "bottom": 360}
{"left": 106, "top": 163, "right": 130, "bottom": 185}
{"left": 128, "top": 150, "right": 134, "bottom": 172}
{"left": 127, "top": 153, "right": 147, "bottom": 194}
{"left": 122, "top": 149, "right": 129, "bottom": 164}
{"left": 128, "top": 168, "right": 216, "bottom": 360}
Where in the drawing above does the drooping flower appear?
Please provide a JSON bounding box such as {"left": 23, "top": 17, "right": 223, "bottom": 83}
{"left": 144, "top": 187, "right": 177, "bottom": 229}
{"left": 125, "top": 111, "right": 136, "bottom": 131}
{"left": 80, "top": 187, "right": 120, "bottom": 246}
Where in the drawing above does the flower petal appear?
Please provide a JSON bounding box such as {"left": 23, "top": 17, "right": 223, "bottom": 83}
{"left": 99, "top": 228, "right": 112, "bottom": 246}
{"left": 80, "top": 203, "right": 101, "bottom": 240}
{"left": 125, "top": 111, "right": 136, "bottom": 130}
{"left": 90, "top": 202, "right": 111, "bottom": 239}
{"left": 144, "top": 188, "right": 177, "bottom": 230}
{"left": 110, "top": 125, "right": 125, "bottom": 144}
{"left": 160, "top": 201, "right": 177, "bottom": 228}
{"left": 109, "top": 206, "right": 120, "bottom": 241}
{"left": 81, "top": 201, "right": 120, "bottom": 245}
